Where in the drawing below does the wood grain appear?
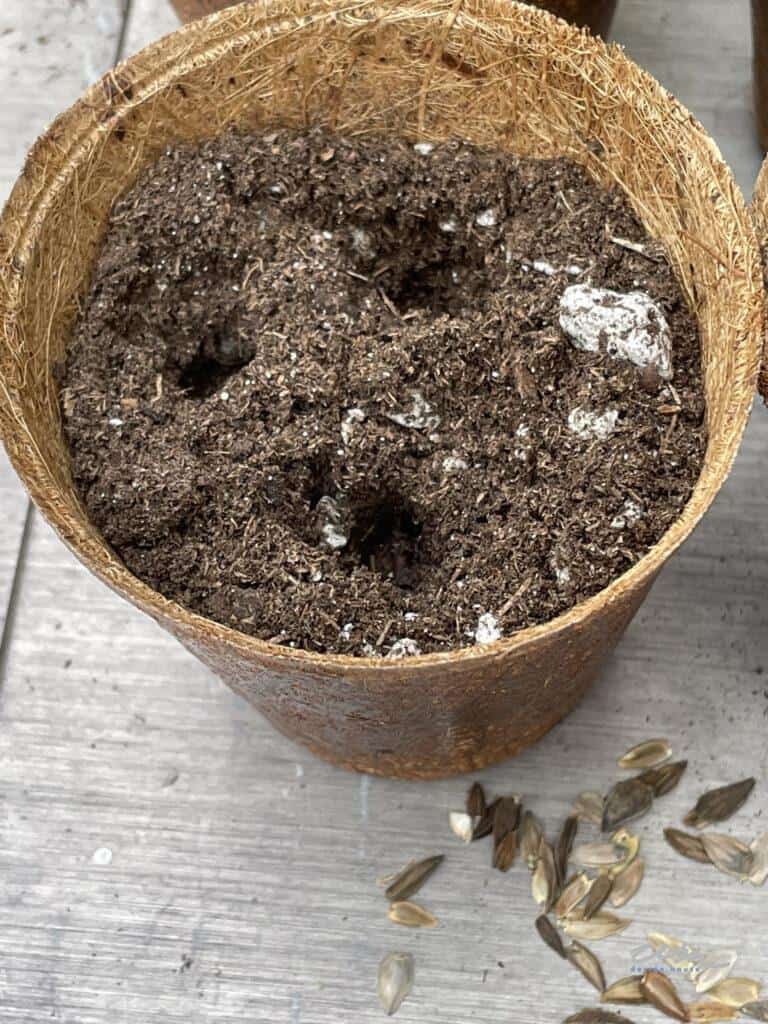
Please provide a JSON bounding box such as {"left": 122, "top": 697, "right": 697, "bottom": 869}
{"left": 1, "top": 0, "right": 767, "bottom": 1022}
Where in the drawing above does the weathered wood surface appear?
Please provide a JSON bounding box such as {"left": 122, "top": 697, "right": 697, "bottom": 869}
{"left": 1, "top": 1, "right": 768, "bottom": 1022}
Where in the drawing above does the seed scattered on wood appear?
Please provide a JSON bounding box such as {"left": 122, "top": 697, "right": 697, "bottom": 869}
{"left": 387, "top": 901, "right": 438, "bottom": 929}
{"left": 638, "top": 760, "right": 688, "bottom": 798}
{"left": 493, "top": 831, "right": 518, "bottom": 872}
{"left": 694, "top": 953, "right": 738, "bottom": 994}
{"left": 602, "top": 976, "right": 647, "bottom": 1005}
{"left": 748, "top": 833, "right": 768, "bottom": 886}
{"left": 610, "top": 857, "right": 644, "bottom": 908}
{"left": 556, "top": 873, "right": 594, "bottom": 918}
{"left": 582, "top": 873, "right": 614, "bottom": 919}
{"left": 687, "top": 1001, "right": 737, "bottom": 1022}
{"left": 567, "top": 940, "right": 606, "bottom": 993}
{"left": 385, "top": 855, "right": 444, "bottom": 902}
{"left": 683, "top": 778, "right": 756, "bottom": 830}
{"left": 664, "top": 828, "right": 711, "bottom": 864}
{"left": 640, "top": 969, "right": 690, "bottom": 1022}
{"left": 563, "top": 910, "right": 631, "bottom": 942}
{"left": 536, "top": 914, "right": 567, "bottom": 959}
{"left": 740, "top": 1000, "right": 768, "bottom": 1021}
{"left": 472, "top": 797, "right": 499, "bottom": 840}
{"left": 572, "top": 842, "right": 623, "bottom": 869}
{"left": 378, "top": 952, "right": 414, "bottom": 1016}
{"left": 564, "top": 1009, "right": 634, "bottom": 1023}
{"left": 466, "top": 781, "right": 486, "bottom": 818}
{"left": 707, "top": 979, "right": 762, "bottom": 1008}
{"left": 611, "top": 829, "right": 641, "bottom": 875}
{"left": 618, "top": 738, "right": 672, "bottom": 770}
{"left": 493, "top": 795, "right": 521, "bottom": 849}
{"left": 449, "top": 811, "right": 475, "bottom": 844}
{"left": 602, "top": 779, "right": 654, "bottom": 833}
{"left": 520, "top": 810, "right": 545, "bottom": 869}
{"left": 532, "top": 841, "right": 558, "bottom": 910}
{"left": 700, "top": 834, "right": 754, "bottom": 879}
{"left": 557, "top": 814, "right": 580, "bottom": 882}
{"left": 573, "top": 792, "right": 605, "bottom": 827}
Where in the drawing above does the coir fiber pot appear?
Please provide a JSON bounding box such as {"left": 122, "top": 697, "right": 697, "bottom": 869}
{"left": 170, "top": 0, "right": 617, "bottom": 35}
{"left": 0, "top": 0, "right": 763, "bottom": 779}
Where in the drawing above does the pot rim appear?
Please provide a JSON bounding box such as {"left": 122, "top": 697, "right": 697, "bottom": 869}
{"left": 0, "top": 0, "right": 762, "bottom": 675}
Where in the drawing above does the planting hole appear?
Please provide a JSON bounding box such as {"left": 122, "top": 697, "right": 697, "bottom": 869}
{"left": 177, "top": 321, "right": 253, "bottom": 398}
{"left": 348, "top": 493, "right": 423, "bottom": 588}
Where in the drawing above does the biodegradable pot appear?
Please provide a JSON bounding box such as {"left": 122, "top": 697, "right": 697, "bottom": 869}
{"left": 751, "top": 157, "right": 768, "bottom": 398}
{"left": 754, "top": 0, "right": 768, "bottom": 151}
{"left": 170, "top": 0, "right": 617, "bottom": 35}
{"left": 0, "top": 0, "right": 763, "bottom": 778}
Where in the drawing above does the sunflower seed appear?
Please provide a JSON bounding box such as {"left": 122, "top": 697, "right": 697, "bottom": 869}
{"left": 694, "top": 952, "right": 739, "bottom": 993}
{"left": 602, "top": 977, "right": 647, "bottom": 1005}
{"left": 466, "top": 781, "right": 486, "bottom": 818}
{"left": 493, "top": 795, "right": 521, "bottom": 848}
{"left": 563, "top": 911, "right": 631, "bottom": 941}
{"left": 574, "top": 792, "right": 605, "bottom": 827}
{"left": 520, "top": 810, "right": 545, "bottom": 869}
{"left": 700, "top": 834, "right": 754, "bottom": 879}
{"left": 557, "top": 814, "right": 580, "bottom": 882}
{"left": 688, "top": 1001, "right": 737, "bottom": 1022}
{"left": 572, "top": 842, "right": 623, "bottom": 869}
{"left": 582, "top": 873, "right": 613, "bottom": 919}
{"left": 565, "top": 1012, "right": 634, "bottom": 1024}
{"left": 610, "top": 857, "right": 644, "bottom": 907}
{"left": 708, "top": 980, "right": 762, "bottom": 1008}
{"left": 748, "top": 833, "right": 768, "bottom": 886}
{"left": 638, "top": 760, "right": 688, "bottom": 798}
{"left": 602, "top": 779, "right": 654, "bottom": 833}
{"left": 378, "top": 951, "right": 414, "bottom": 1015}
{"left": 493, "top": 831, "right": 518, "bottom": 872}
{"left": 473, "top": 797, "right": 499, "bottom": 840}
{"left": 532, "top": 841, "right": 558, "bottom": 910}
{"left": 618, "top": 738, "right": 672, "bottom": 770}
{"left": 664, "top": 827, "right": 711, "bottom": 864}
{"left": 648, "top": 932, "right": 685, "bottom": 951}
{"left": 567, "top": 940, "right": 606, "bottom": 992}
{"left": 385, "top": 855, "right": 444, "bottom": 901}
{"left": 684, "top": 778, "right": 756, "bottom": 830}
{"left": 741, "top": 1000, "right": 768, "bottom": 1021}
{"left": 536, "top": 914, "right": 567, "bottom": 959}
{"left": 640, "top": 970, "right": 689, "bottom": 1022}
{"left": 449, "top": 811, "right": 475, "bottom": 844}
{"left": 387, "top": 901, "right": 438, "bottom": 928}
{"left": 556, "top": 873, "right": 594, "bottom": 918}
{"left": 611, "top": 829, "right": 641, "bottom": 875}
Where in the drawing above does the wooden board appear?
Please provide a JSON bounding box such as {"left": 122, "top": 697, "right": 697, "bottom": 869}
{"left": 1, "top": 1, "right": 768, "bottom": 1022}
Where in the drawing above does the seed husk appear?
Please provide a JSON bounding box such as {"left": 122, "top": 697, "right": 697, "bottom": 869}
{"left": 387, "top": 900, "right": 438, "bottom": 928}
{"left": 573, "top": 792, "right": 605, "bottom": 827}
{"left": 557, "top": 814, "right": 580, "bottom": 882}
{"left": 611, "top": 829, "right": 641, "bottom": 875}
{"left": 638, "top": 760, "right": 688, "bottom": 798}
{"left": 564, "top": 1009, "right": 634, "bottom": 1023}
{"left": 563, "top": 910, "right": 631, "bottom": 942}
{"left": 378, "top": 951, "right": 414, "bottom": 1016}
{"left": 683, "top": 778, "right": 756, "bottom": 830}
{"left": 385, "top": 855, "right": 444, "bottom": 902}
{"left": 700, "top": 834, "right": 754, "bottom": 879}
{"left": 449, "top": 811, "right": 475, "bottom": 844}
{"left": 618, "top": 738, "right": 672, "bottom": 770}
{"left": 602, "top": 779, "right": 654, "bottom": 833}
{"left": 688, "top": 1001, "right": 737, "bottom": 1022}
{"left": 567, "top": 940, "right": 606, "bottom": 993}
{"left": 466, "top": 781, "right": 486, "bottom": 818}
{"left": 493, "top": 831, "right": 518, "bottom": 872}
{"left": 640, "top": 969, "right": 689, "bottom": 1022}
{"left": 748, "top": 833, "right": 768, "bottom": 886}
{"left": 648, "top": 932, "right": 685, "bottom": 951}
{"left": 740, "top": 1000, "right": 768, "bottom": 1021}
{"left": 473, "top": 797, "right": 499, "bottom": 840}
{"left": 610, "top": 857, "right": 644, "bottom": 908}
{"left": 664, "top": 828, "right": 711, "bottom": 864}
{"left": 556, "top": 873, "right": 593, "bottom": 918}
{"left": 493, "top": 795, "right": 521, "bottom": 849}
{"left": 708, "top": 980, "right": 762, "bottom": 1009}
{"left": 694, "top": 953, "right": 738, "bottom": 993}
{"left": 572, "top": 842, "right": 623, "bottom": 869}
{"left": 532, "top": 841, "right": 558, "bottom": 911}
{"left": 536, "top": 914, "right": 567, "bottom": 959}
{"left": 582, "top": 873, "right": 613, "bottom": 919}
{"left": 602, "top": 976, "right": 647, "bottom": 1005}
{"left": 520, "top": 810, "right": 545, "bottom": 869}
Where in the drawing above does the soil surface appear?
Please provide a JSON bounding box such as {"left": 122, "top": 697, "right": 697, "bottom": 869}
{"left": 61, "top": 129, "right": 706, "bottom": 657}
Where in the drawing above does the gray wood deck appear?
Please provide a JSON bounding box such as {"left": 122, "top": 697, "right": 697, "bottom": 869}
{"left": 1, "top": 2, "right": 767, "bottom": 1022}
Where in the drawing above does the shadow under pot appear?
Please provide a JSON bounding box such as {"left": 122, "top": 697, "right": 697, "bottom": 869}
{"left": 170, "top": 0, "right": 618, "bottom": 35}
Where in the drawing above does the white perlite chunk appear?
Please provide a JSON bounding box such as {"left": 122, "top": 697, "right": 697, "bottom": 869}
{"left": 413, "top": 142, "right": 434, "bottom": 156}
{"left": 474, "top": 613, "right": 502, "bottom": 645}
{"left": 475, "top": 208, "right": 497, "bottom": 228}
{"left": 442, "top": 455, "right": 468, "bottom": 473}
{"left": 316, "top": 495, "right": 348, "bottom": 550}
{"left": 385, "top": 391, "right": 440, "bottom": 431}
{"left": 386, "top": 637, "right": 422, "bottom": 659}
{"left": 559, "top": 284, "right": 673, "bottom": 380}
{"left": 339, "top": 622, "right": 355, "bottom": 641}
{"left": 341, "top": 407, "right": 366, "bottom": 445}
{"left": 567, "top": 406, "right": 619, "bottom": 441}
{"left": 610, "top": 499, "right": 643, "bottom": 530}
{"left": 532, "top": 259, "right": 557, "bottom": 277}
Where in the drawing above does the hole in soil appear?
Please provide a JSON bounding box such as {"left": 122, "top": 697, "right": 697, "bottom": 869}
{"left": 177, "top": 325, "right": 253, "bottom": 399}
{"left": 347, "top": 493, "right": 423, "bottom": 589}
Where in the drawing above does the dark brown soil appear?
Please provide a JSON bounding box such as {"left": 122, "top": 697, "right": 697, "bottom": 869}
{"left": 61, "top": 128, "right": 706, "bottom": 657}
